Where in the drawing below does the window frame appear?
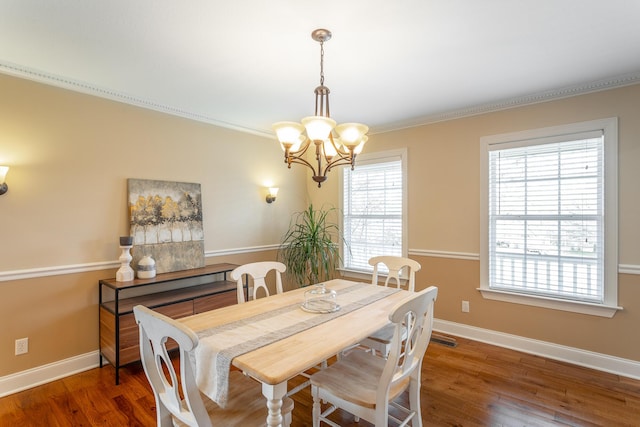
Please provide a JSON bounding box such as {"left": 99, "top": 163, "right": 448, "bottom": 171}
{"left": 479, "top": 118, "right": 620, "bottom": 318}
{"left": 339, "top": 148, "right": 408, "bottom": 278}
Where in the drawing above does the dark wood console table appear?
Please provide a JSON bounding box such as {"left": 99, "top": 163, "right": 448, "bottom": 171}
{"left": 99, "top": 263, "right": 243, "bottom": 384}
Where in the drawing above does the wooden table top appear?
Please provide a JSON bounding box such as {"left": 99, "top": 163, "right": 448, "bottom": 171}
{"left": 179, "top": 279, "right": 411, "bottom": 385}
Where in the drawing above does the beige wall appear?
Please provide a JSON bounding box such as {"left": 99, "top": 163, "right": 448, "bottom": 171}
{"left": 1, "top": 73, "right": 639, "bottom": 378}
{"left": 0, "top": 74, "right": 309, "bottom": 376}
{"left": 311, "top": 84, "right": 640, "bottom": 362}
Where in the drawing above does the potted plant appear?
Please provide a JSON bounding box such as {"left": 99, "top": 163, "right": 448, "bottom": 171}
{"left": 279, "top": 204, "right": 343, "bottom": 287}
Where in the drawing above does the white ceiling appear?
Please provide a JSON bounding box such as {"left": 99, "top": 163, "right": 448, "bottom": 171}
{"left": 1, "top": 1, "right": 639, "bottom": 137}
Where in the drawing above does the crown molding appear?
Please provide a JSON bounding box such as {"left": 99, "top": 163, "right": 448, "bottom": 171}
{"left": 0, "top": 60, "right": 273, "bottom": 138}
{"left": 373, "top": 72, "right": 640, "bottom": 134}
{"left": 3, "top": 60, "right": 639, "bottom": 137}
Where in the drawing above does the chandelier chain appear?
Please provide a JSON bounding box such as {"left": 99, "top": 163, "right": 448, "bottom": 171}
{"left": 319, "top": 40, "right": 325, "bottom": 86}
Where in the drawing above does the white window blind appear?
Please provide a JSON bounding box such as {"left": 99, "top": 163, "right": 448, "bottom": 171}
{"left": 487, "top": 132, "right": 604, "bottom": 303}
{"left": 342, "top": 155, "right": 403, "bottom": 272}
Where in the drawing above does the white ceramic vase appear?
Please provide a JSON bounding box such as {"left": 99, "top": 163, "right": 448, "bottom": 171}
{"left": 137, "top": 255, "right": 156, "bottom": 279}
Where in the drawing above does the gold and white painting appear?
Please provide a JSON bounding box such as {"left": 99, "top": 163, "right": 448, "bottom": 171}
{"left": 127, "top": 178, "right": 205, "bottom": 274}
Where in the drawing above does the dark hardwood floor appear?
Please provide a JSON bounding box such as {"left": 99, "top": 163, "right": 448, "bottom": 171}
{"left": 1, "top": 335, "right": 639, "bottom": 426}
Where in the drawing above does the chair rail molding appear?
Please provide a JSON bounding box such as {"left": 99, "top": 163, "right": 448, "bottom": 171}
{"left": 409, "top": 249, "right": 480, "bottom": 261}
{"left": 0, "top": 261, "right": 118, "bottom": 282}
{"left": 0, "top": 244, "right": 282, "bottom": 282}
{"left": 1, "top": 251, "right": 637, "bottom": 283}
{"left": 619, "top": 264, "right": 640, "bottom": 275}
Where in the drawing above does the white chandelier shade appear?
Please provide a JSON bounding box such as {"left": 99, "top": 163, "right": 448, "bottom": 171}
{"left": 301, "top": 116, "right": 337, "bottom": 142}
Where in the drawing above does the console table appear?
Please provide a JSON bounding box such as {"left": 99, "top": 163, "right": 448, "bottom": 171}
{"left": 99, "top": 263, "right": 243, "bottom": 384}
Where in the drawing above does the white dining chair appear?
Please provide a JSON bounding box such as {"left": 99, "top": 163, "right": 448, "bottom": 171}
{"left": 310, "top": 286, "right": 438, "bottom": 427}
{"left": 370, "top": 255, "right": 421, "bottom": 292}
{"left": 359, "top": 256, "right": 422, "bottom": 357}
{"left": 230, "top": 261, "right": 286, "bottom": 304}
{"left": 133, "top": 305, "right": 293, "bottom": 427}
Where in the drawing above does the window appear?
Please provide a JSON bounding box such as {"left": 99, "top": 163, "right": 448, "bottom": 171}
{"left": 480, "top": 118, "right": 619, "bottom": 317}
{"left": 340, "top": 149, "right": 407, "bottom": 273}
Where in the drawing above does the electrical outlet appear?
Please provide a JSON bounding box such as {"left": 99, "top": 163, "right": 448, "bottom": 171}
{"left": 15, "top": 337, "right": 28, "bottom": 355}
{"left": 461, "top": 300, "right": 470, "bottom": 313}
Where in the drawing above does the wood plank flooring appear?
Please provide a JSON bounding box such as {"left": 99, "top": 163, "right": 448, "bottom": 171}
{"left": 1, "top": 335, "right": 639, "bottom": 426}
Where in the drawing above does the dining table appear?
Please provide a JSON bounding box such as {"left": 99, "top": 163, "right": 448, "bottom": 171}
{"left": 179, "top": 278, "right": 412, "bottom": 427}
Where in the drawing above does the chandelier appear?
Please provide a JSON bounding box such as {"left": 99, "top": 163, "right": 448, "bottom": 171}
{"left": 272, "top": 29, "right": 369, "bottom": 188}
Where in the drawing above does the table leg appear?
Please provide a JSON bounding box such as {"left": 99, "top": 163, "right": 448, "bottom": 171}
{"left": 262, "top": 381, "right": 288, "bottom": 427}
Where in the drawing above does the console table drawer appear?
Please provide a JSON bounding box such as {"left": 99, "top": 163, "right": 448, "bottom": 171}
{"left": 118, "top": 301, "right": 194, "bottom": 365}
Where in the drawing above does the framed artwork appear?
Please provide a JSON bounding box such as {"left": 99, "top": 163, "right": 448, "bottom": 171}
{"left": 127, "top": 178, "right": 205, "bottom": 274}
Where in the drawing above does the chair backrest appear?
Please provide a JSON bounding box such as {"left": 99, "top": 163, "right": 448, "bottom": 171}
{"left": 133, "top": 305, "right": 212, "bottom": 427}
{"left": 230, "top": 261, "right": 286, "bottom": 304}
{"left": 378, "top": 286, "right": 438, "bottom": 412}
{"left": 369, "top": 255, "right": 422, "bottom": 292}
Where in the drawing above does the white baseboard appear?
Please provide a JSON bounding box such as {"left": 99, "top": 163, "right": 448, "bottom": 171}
{"left": 2, "top": 323, "right": 639, "bottom": 398}
{"left": 434, "top": 319, "right": 640, "bottom": 380}
{"left": 0, "top": 351, "right": 100, "bottom": 398}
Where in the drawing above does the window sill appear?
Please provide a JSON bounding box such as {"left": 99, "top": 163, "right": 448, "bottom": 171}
{"left": 478, "top": 288, "right": 622, "bottom": 318}
{"left": 338, "top": 268, "right": 372, "bottom": 282}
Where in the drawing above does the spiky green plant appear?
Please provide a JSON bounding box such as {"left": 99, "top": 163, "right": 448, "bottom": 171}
{"left": 279, "top": 204, "right": 342, "bottom": 287}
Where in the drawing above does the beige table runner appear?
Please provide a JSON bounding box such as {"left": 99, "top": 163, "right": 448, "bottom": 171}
{"left": 191, "top": 283, "right": 399, "bottom": 407}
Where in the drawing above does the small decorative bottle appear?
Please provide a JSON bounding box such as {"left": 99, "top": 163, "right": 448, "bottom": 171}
{"left": 137, "top": 255, "right": 156, "bottom": 279}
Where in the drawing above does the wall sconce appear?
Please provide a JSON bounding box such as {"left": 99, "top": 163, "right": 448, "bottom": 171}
{"left": 266, "top": 187, "right": 279, "bottom": 204}
{"left": 0, "top": 166, "right": 8, "bottom": 196}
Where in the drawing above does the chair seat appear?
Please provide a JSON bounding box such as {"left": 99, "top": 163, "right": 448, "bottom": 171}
{"left": 364, "top": 323, "right": 395, "bottom": 344}
{"left": 360, "top": 322, "right": 409, "bottom": 357}
{"left": 310, "top": 349, "right": 410, "bottom": 409}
